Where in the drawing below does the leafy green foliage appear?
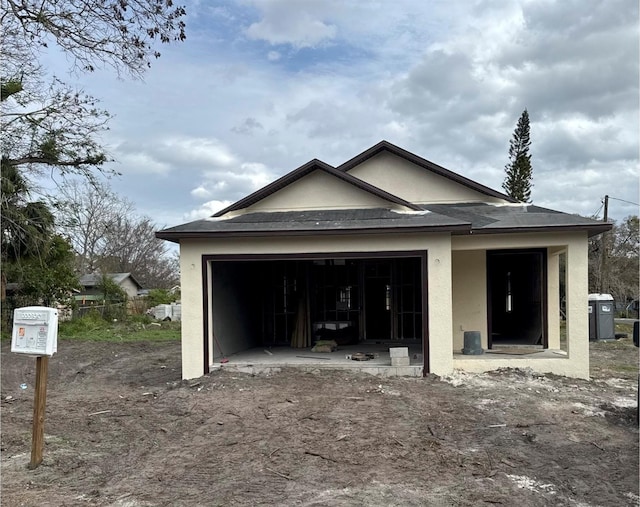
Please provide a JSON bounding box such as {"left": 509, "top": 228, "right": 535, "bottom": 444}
{"left": 3, "top": 235, "right": 79, "bottom": 306}
{"left": 0, "top": 78, "right": 23, "bottom": 101}
{"left": 1, "top": 162, "right": 55, "bottom": 262}
{"left": 1, "top": 160, "right": 78, "bottom": 306}
{"left": 97, "top": 274, "right": 128, "bottom": 303}
{"left": 146, "top": 289, "right": 179, "bottom": 307}
{"left": 503, "top": 109, "right": 533, "bottom": 202}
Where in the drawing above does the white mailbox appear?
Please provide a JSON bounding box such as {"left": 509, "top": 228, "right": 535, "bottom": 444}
{"left": 11, "top": 306, "right": 58, "bottom": 356}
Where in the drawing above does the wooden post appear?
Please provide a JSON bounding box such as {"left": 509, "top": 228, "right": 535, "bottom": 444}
{"left": 28, "top": 356, "right": 49, "bottom": 470}
{"left": 600, "top": 195, "right": 609, "bottom": 293}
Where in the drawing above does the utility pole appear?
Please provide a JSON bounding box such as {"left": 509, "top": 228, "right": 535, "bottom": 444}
{"left": 600, "top": 195, "right": 609, "bottom": 293}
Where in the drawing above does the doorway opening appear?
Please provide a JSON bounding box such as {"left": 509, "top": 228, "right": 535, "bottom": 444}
{"left": 487, "top": 249, "right": 547, "bottom": 347}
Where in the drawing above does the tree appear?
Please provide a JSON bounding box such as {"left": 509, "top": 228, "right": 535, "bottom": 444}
{"left": 3, "top": 0, "right": 186, "bottom": 77}
{"left": 1, "top": 162, "right": 58, "bottom": 300}
{"left": 3, "top": 235, "right": 79, "bottom": 307}
{"left": 503, "top": 109, "right": 533, "bottom": 202}
{"left": 55, "top": 179, "right": 179, "bottom": 288}
{"left": 98, "top": 217, "right": 180, "bottom": 289}
{"left": 1, "top": 163, "right": 55, "bottom": 263}
{"left": 1, "top": 0, "right": 186, "bottom": 305}
{"left": 588, "top": 215, "right": 639, "bottom": 306}
{"left": 1, "top": 0, "right": 187, "bottom": 179}
{"left": 53, "top": 179, "right": 134, "bottom": 274}
{"left": 1, "top": 163, "right": 78, "bottom": 305}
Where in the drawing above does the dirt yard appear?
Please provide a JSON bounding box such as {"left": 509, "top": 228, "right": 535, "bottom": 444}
{"left": 1, "top": 337, "right": 638, "bottom": 507}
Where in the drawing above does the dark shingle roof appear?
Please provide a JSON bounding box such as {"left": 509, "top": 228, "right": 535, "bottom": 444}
{"left": 156, "top": 208, "right": 470, "bottom": 242}
{"left": 157, "top": 204, "right": 610, "bottom": 243}
{"left": 423, "top": 203, "right": 610, "bottom": 236}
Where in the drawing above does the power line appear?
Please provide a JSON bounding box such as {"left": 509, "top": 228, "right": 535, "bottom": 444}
{"left": 607, "top": 196, "right": 640, "bottom": 207}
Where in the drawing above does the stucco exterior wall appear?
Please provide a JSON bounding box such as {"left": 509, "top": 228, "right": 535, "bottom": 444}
{"left": 546, "top": 248, "right": 564, "bottom": 350}
{"left": 245, "top": 169, "right": 403, "bottom": 213}
{"left": 178, "top": 232, "right": 454, "bottom": 379}
{"left": 178, "top": 246, "right": 206, "bottom": 379}
{"left": 347, "top": 152, "right": 507, "bottom": 205}
{"left": 452, "top": 232, "right": 589, "bottom": 379}
{"left": 179, "top": 230, "right": 589, "bottom": 380}
{"left": 451, "top": 250, "right": 488, "bottom": 351}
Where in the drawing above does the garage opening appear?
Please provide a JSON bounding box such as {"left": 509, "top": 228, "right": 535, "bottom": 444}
{"left": 207, "top": 253, "right": 426, "bottom": 360}
{"left": 487, "top": 249, "right": 547, "bottom": 347}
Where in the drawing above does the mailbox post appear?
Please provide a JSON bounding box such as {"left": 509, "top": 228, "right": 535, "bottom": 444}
{"left": 11, "top": 306, "right": 58, "bottom": 469}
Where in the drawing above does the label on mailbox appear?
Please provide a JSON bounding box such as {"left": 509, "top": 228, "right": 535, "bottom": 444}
{"left": 11, "top": 306, "right": 58, "bottom": 356}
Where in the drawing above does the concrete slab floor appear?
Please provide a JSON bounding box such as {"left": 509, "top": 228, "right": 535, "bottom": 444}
{"left": 211, "top": 343, "right": 567, "bottom": 378}
{"left": 211, "top": 343, "right": 424, "bottom": 377}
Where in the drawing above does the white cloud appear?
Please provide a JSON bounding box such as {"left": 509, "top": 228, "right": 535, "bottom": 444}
{"left": 190, "top": 185, "right": 212, "bottom": 199}
{"left": 244, "top": 0, "right": 338, "bottom": 48}
{"left": 184, "top": 200, "right": 234, "bottom": 221}
{"left": 161, "top": 137, "right": 237, "bottom": 168}
{"left": 42, "top": 0, "right": 638, "bottom": 228}
{"left": 114, "top": 150, "right": 172, "bottom": 175}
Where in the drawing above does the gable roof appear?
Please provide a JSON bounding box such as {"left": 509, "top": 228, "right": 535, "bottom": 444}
{"left": 338, "top": 140, "right": 517, "bottom": 203}
{"left": 156, "top": 142, "right": 612, "bottom": 243}
{"left": 79, "top": 273, "right": 143, "bottom": 289}
{"left": 212, "top": 158, "right": 421, "bottom": 217}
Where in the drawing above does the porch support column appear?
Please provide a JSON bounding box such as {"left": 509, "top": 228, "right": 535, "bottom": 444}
{"left": 179, "top": 242, "right": 208, "bottom": 379}
{"left": 427, "top": 234, "right": 453, "bottom": 376}
{"left": 565, "top": 234, "right": 589, "bottom": 379}
{"left": 547, "top": 248, "right": 562, "bottom": 349}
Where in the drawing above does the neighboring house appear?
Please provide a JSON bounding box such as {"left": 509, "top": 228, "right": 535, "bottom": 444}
{"left": 157, "top": 141, "right": 610, "bottom": 380}
{"left": 77, "top": 273, "right": 143, "bottom": 301}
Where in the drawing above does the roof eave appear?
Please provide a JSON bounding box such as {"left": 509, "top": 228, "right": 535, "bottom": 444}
{"left": 155, "top": 223, "right": 471, "bottom": 242}
{"left": 470, "top": 223, "right": 612, "bottom": 237}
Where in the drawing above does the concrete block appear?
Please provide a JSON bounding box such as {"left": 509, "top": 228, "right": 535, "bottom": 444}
{"left": 396, "top": 366, "right": 416, "bottom": 377}
{"left": 391, "top": 356, "right": 410, "bottom": 366}
{"left": 389, "top": 347, "right": 409, "bottom": 358}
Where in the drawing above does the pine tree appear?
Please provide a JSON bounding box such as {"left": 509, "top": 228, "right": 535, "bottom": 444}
{"left": 502, "top": 109, "right": 533, "bottom": 202}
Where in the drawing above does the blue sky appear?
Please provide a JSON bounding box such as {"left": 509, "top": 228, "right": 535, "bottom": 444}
{"left": 43, "top": 0, "right": 639, "bottom": 227}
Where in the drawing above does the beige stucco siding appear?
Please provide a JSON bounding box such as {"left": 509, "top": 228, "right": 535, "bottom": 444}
{"left": 546, "top": 248, "right": 563, "bottom": 350}
{"left": 564, "top": 234, "right": 589, "bottom": 378}
{"left": 451, "top": 250, "right": 488, "bottom": 351}
{"left": 244, "top": 169, "right": 403, "bottom": 213}
{"left": 179, "top": 230, "right": 589, "bottom": 380}
{"left": 178, "top": 246, "right": 206, "bottom": 379}
{"left": 178, "top": 232, "right": 454, "bottom": 379}
{"left": 347, "top": 152, "right": 507, "bottom": 205}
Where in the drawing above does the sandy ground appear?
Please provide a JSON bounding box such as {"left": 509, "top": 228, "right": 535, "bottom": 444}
{"left": 1, "top": 338, "right": 638, "bottom": 507}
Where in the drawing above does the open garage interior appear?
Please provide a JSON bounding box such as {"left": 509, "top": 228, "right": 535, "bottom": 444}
{"left": 207, "top": 254, "right": 426, "bottom": 362}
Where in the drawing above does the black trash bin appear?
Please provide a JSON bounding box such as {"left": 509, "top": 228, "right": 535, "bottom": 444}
{"left": 588, "top": 293, "right": 615, "bottom": 341}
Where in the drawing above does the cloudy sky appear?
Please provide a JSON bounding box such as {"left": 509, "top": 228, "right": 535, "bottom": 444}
{"left": 47, "top": 0, "right": 639, "bottom": 227}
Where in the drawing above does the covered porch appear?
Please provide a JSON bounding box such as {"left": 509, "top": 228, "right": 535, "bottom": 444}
{"left": 450, "top": 231, "right": 589, "bottom": 378}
